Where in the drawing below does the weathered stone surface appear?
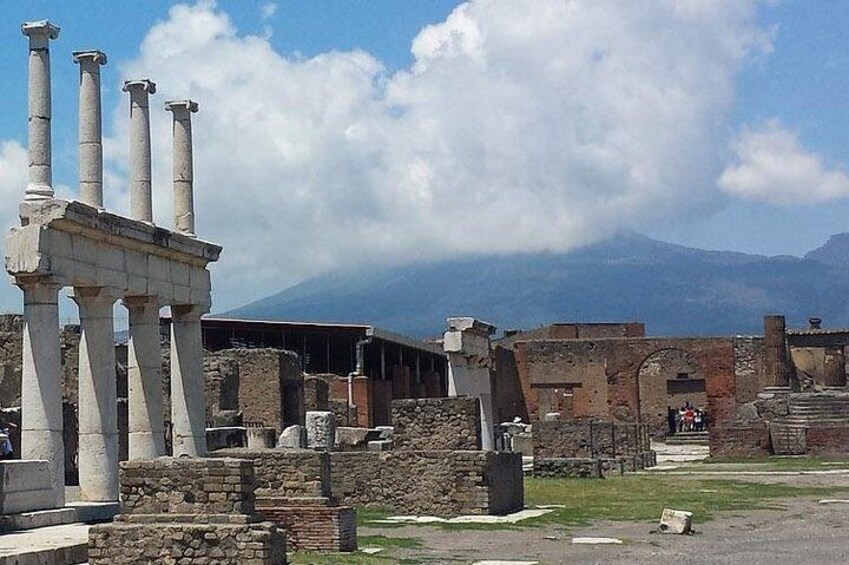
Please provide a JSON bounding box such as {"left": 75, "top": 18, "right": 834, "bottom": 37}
{"left": 533, "top": 458, "right": 602, "bottom": 478}
{"left": 391, "top": 397, "right": 481, "bottom": 451}
{"left": 306, "top": 411, "right": 335, "bottom": 451}
{"left": 659, "top": 508, "right": 693, "bottom": 534}
{"left": 211, "top": 449, "right": 330, "bottom": 499}
{"left": 335, "top": 427, "right": 381, "bottom": 451}
{"left": 330, "top": 450, "right": 523, "bottom": 517}
{"left": 0, "top": 460, "right": 54, "bottom": 513}
{"left": 277, "top": 425, "right": 306, "bottom": 449}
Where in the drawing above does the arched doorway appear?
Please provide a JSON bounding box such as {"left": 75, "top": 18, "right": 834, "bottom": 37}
{"left": 638, "top": 348, "right": 706, "bottom": 436}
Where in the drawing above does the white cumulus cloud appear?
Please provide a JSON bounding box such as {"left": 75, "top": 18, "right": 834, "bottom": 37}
{"left": 719, "top": 120, "right": 849, "bottom": 205}
{"left": 96, "top": 0, "right": 772, "bottom": 311}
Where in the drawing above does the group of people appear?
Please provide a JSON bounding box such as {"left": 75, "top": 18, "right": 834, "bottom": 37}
{"left": 667, "top": 402, "right": 708, "bottom": 434}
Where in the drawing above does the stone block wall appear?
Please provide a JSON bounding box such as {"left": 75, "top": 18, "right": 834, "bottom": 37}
{"left": 89, "top": 522, "right": 285, "bottom": 564}
{"left": 533, "top": 458, "right": 602, "bottom": 478}
{"left": 391, "top": 397, "right": 481, "bottom": 451}
{"left": 212, "top": 448, "right": 330, "bottom": 499}
{"left": 119, "top": 458, "right": 256, "bottom": 516}
{"left": 709, "top": 425, "right": 770, "bottom": 457}
{"left": 533, "top": 420, "right": 652, "bottom": 461}
{"left": 329, "top": 450, "right": 523, "bottom": 517}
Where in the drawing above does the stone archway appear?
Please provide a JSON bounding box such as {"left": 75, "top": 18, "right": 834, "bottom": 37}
{"left": 638, "top": 348, "right": 706, "bottom": 436}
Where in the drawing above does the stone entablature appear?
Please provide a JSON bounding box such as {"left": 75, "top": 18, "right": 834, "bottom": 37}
{"left": 7, "top": 199, "right": 219, "bottom": 307}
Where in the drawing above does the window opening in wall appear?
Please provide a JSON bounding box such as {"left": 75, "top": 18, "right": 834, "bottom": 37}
{"left": 676, "top": 372, "right": 689, "bottom": 379}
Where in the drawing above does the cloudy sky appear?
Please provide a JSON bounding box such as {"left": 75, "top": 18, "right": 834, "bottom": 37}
{"left": 1, "top": 1, "right": 848, "bottom": 316}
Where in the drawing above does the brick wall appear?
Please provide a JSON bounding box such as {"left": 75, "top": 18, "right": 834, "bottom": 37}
{"left": 258, "top": 504, "right": 356, "bottom": 552}
{"left": 391, "top": 397, "right": 481, "bottom": 451}
{"left": 329, "top": 450, "right": 523, "bottom": 517}
{"left": 806, "top": 426, "right": 849, "bottom": 456}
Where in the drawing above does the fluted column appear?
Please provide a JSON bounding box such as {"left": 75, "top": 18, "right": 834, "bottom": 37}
{"left": 122, "top": 79, "right": 156, "bottom": 223}
{"left": 165, "top": 100, "right": 198, "bottom": 237}
{"left": 21, "top": 21, "right": 60, "bottom": 201}
{"left": 170, "top": 305, "right": 207, "bottom": 456}
{"left": 73, "top": 50, "right": 107, "bottom": 208}
{"left": 73, "top": 287, "right": 118, "bottom": 502}
{"left": 18, "top": 279, "right": 64, "bottom": 507}
{"left": 124, "top": 296, "right": 166, "bottom": 459}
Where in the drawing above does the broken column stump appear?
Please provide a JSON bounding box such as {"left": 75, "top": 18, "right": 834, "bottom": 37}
{"left": 88, "top": 458, "right": 285, "bottom": 564}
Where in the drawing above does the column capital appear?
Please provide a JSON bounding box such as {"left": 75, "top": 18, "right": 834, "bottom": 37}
{"left": 14, "top": 277, "right": 62, "bottom": 301}
{"left": 122, "top": 79, "right": 156, "bottom": 95}
{"left": 21, "top": 20, "right": 60, "bottom": 46}
{"left": 70, "top": 286, "right": 120, "bottom": 302}
{"left": 73, "top": 50, "right": 107, "bottom": 66}
{"left": 123, "top": 295, "right": 161, "bottom": 309}
{"left": 165, "top": 99, "right": 199, "bottom": 115}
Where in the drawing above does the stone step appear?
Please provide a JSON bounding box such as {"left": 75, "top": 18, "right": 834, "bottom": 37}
{"left": 0, "top": 523, "right": 90, "bottom": 565}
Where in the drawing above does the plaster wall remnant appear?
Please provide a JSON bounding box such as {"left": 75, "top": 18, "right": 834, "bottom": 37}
{"left": 6, "top": 20, "right": 221, "bottom": 506}
{"left": 72, "top": 50, "right": 106, "bottom": 208}
{"left": 444, "top": 317, "right": 497, "bottom": 450}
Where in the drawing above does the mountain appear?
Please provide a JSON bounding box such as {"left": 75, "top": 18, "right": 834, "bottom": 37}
{"left": 226, "top": 233, "right": 849, "bottom": 338}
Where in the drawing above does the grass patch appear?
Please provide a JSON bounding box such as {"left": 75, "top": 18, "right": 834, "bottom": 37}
{"left": 357, "top": 535, "right": 421, "bottom": 549}
{"left": 356, "top": 507, "right": 393, "bottom": 527}
{"left": 524, "top": 475, "right": 849, "bottom": 526}
{"left": 696, "top": 455, "right": 849, "bottom": 471}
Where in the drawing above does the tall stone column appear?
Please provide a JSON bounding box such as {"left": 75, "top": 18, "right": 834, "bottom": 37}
{"left": 165, "top": 100, "right": 198, "bottom": 237}
{"left": 21, "top": 21, "right": 60, "bottom": 201}
{"left": 443, "top": 317, "right": 497, "bottom": 451}
{"left": 73, "top": 50, "right": 107, "bottom": 208}
{"left": 124, "top": 296, "right": 166, "bottom": 459}
{"left": 18, "top": 279, "right": 64, "bottom": 507}
{"left": 170, "top": 305, "right": 207, "bottom": 456}
{"left": 764, "top": 315, "right": 790, "bottom": 388}
{"left": 122, "top": 79, "right": 156, "bottom": 223}
{"left": 73, "top": 288, "right": 118, "bottom": 502}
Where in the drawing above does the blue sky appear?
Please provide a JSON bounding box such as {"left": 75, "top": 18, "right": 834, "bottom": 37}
{"left": 0, "top": 1, "right": 848, "bottom": 313}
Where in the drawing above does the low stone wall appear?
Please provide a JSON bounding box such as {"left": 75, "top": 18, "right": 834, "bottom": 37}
{"left": 88, "top": 522, "right": 285, "bottom": 564}
{"left": 118, "top": 458, "right": 256, "bottom": 516}
{"left": 806, "top": 426, "right": 849, "bottom": 456}
{"left": 391, "top": 397, "right": 481, "bottom": 451}
{"left": 212, "top": 448, "right": 330, "bottom": 498}
{"left": 709, "top": 425, "right": 770, "bottom": 457}
{"left": 533, "top": 458, "right": 602, "bottom": 478}
{"left": 90, "top": 457, "right": 285, "bottom": 565}
{"left": 330, "top": 450, "right": 523, "bottom": 517}
{"left": 533, "top": 420, "right": 653, "bottom": 462}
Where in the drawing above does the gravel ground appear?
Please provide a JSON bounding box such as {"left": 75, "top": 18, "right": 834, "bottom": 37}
{"left": 360, "top": 471, "right": 849, "bottom": 564}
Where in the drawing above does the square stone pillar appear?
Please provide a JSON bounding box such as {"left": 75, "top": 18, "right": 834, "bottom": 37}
{"left": 170, "top": 305, "right": 207, "bottom": 456}
{"left": 18, "top": 279, "right": 65, "bottom": 507}
{"left": 124, "top": 296, "right": 166, "bottom": 459}
{"left": 73, "top": 287, "right": 119, "bottom": 501}
{"left": 443, "top": 317, "right": 497, "bottom": 451}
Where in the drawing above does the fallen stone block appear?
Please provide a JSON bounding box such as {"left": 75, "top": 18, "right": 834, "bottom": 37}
{"left": 659, "top": 508, "right": 693, "bottom": 534}
{"left": 277, "top": 424, "right": 306, "bottom": 449}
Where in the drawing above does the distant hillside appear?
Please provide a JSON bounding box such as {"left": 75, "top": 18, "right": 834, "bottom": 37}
{"left": 226, "top": 233, "right": 849, "bottom": 338}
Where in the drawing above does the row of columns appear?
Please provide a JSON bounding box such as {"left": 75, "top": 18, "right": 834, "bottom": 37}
{"left": 25, "top": 21, "right": 199, "bottom": 236}
{"left": 19, "top": 21, "right": 208, "bottom": 505}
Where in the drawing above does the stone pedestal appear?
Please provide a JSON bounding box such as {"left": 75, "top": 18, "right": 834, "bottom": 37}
{"left": 88, "top": 458, "right": 285, "bottom": 564}
{"left": 74, "top": 287, "right": 119, "bottom": 502}
{"left": 124, "top": 296, "right": 166, "bottom": 459}
{"left": 443, "top": 317, "right": 497, "bottom": 451}
{"left": 19, "top": 281, "right": 64, "bottom": 508}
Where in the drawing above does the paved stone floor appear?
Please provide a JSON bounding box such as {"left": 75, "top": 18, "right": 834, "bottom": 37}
{"left": 0, "top": 522, "right": 89, "bottom": 564}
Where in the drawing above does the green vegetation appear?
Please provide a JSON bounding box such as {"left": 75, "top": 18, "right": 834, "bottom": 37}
{"left": 524, "top": 475, "right": 849, "bottom": 526}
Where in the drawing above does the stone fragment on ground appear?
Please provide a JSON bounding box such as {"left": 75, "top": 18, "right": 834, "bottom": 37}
{"left": 572, "top": 536, "right": 623, "bottom": 544}
{"left": 659, "top": 508, "right": 693, "bottom": 534}
{"left": 360, "top": 547, "right": 383, "bottom": 554}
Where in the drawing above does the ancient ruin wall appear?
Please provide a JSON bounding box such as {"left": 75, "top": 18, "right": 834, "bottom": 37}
{"left": 211, "top": 448, "right": 330, "bottom": 499}
{"left": 118, "top": 458, "right": 256, "bottom": 516}
{"left": 391, "top": 397, "right": 481, "bottom": 451}
{"left": 329, "top": 451, "right": 523, "bottom": 517}
{"left": 733, "top": 337, "right": 769, "bottom": 405}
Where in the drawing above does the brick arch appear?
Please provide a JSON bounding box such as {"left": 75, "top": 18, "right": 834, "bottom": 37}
{"left": 637, "top": 348, "right": 706, "bottom": 436}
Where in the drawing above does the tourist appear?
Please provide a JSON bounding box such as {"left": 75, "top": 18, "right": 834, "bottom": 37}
{"left": 683, "top": 405, "right": 695, "bottom": 432}
{"left": 667, "top": 406, "right": 677, "bottom": 435}
{"left": 694, "top": 409, "right": 703, "bottom": 432}
{"left": 0, "top": 423, "right": 14, "bottom": 460}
